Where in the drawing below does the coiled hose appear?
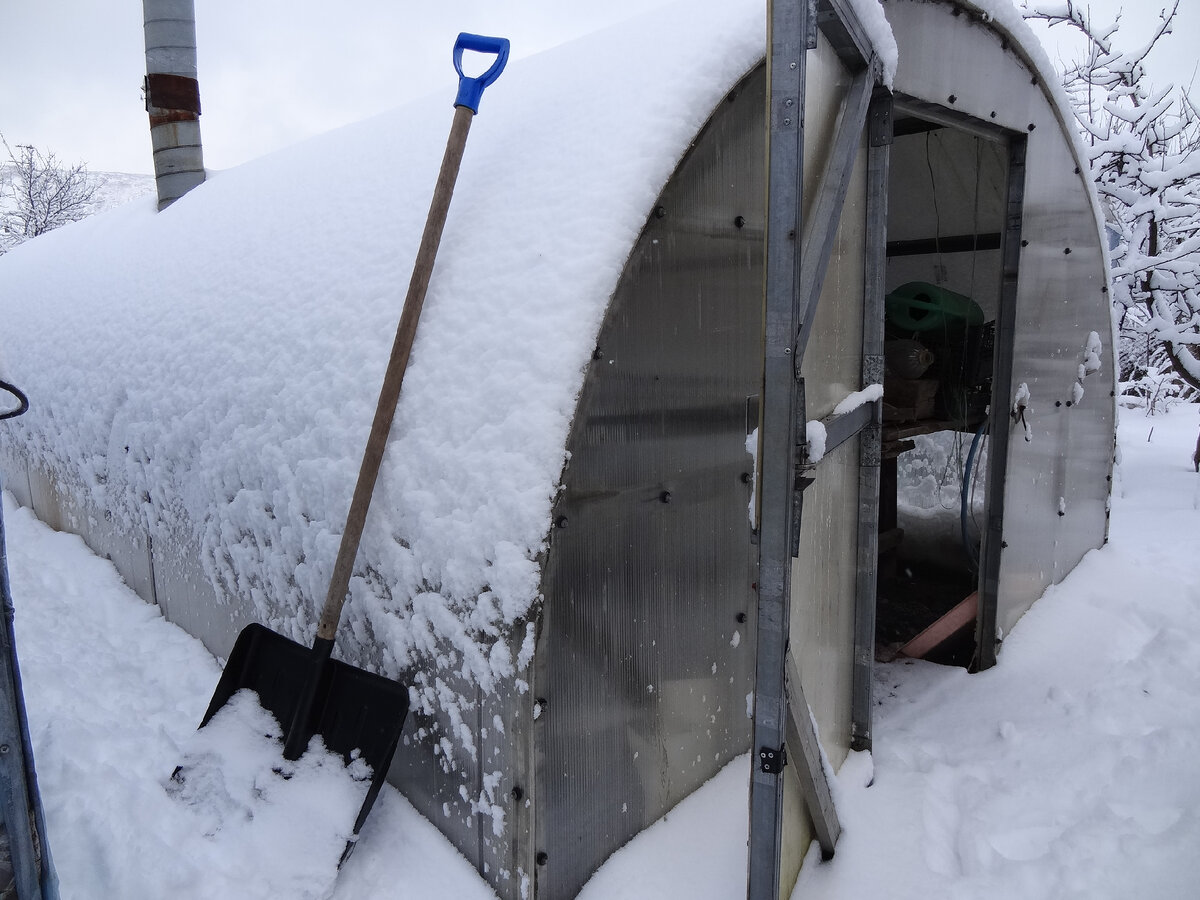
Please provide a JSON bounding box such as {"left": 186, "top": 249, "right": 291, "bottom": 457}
{"left": 960, "top": 419, "right": 988, "bottom": 569}
{"left": 0, "top": 380, "right": 29, "bottom": 420}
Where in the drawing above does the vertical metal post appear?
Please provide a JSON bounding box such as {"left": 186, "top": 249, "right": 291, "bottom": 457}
{"left": 748, "top": 1, "right": 807, "bottom": 897}
{"left": 974, "top": 136, "right": 1026, "bottom": 671}
{"left": 143, "top": 0, "right": 206, "bottom": 209}
{"left": 849, "top": 90, "right": 891, "bottom": 752}
{"left": 0, "top": 487, "right": 60, "bottom": 900}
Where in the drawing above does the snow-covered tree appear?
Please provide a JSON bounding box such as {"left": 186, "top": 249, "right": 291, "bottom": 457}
{"left": 1024, "top": 1, "right": 1200, "bottom": 404}
{"left": 0, "top": 137, "right": 100, "bottom": 255}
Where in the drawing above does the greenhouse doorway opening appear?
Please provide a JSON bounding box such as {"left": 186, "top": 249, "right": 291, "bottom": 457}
{"left": 875, "top": 99, "right": 1022, "bottom": 669}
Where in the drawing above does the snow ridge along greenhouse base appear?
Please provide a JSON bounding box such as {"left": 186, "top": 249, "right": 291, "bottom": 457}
{"left": 0, "top": 1, "right": 1114, "bottom": 897}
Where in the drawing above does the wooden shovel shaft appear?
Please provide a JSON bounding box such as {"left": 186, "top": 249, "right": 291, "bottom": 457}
{"left": 316, "top": 104, "right": 475, "bottom": 643}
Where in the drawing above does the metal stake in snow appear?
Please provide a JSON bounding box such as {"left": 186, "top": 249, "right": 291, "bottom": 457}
{"left": 0, "top": 383, "right": 59, "bottom": 900}
{"left": 187, "top": 32, "right": 510, "bottom": 856}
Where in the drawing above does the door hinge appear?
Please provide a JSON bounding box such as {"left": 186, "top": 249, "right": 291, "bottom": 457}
{"left": 759, "top": 745, "right": 787, "bottom": 775}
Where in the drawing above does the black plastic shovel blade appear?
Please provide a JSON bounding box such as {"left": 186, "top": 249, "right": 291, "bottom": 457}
{"left": 200, "top": 623, "right": 409, "bottom": 836}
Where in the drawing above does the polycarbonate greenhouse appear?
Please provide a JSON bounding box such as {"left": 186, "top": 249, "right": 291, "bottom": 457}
{"left": 0, "top": 1, "right": 1114, "bottom": 897}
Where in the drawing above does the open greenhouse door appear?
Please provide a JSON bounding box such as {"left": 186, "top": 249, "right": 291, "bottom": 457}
{"left": 874, "top": 98, "right": 1025, "bottom": 673}
{"left": 877, "top": 0, "right": 1116, "bottom": 688}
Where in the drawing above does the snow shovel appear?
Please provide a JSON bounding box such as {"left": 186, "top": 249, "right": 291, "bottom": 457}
{"left": 186, "top": 32, "right": 511, "bottom": 847}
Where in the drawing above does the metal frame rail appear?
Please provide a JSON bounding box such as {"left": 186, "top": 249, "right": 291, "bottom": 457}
{"left": 749, "top": 0, "right": 885, "bottom": 897}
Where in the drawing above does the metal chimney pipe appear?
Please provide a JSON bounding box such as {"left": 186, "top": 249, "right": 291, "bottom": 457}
{"left": 142, "top": 0, "right": 205, "bottom": 209}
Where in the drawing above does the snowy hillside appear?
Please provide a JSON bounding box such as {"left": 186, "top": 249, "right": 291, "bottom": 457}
{"left": 4, "top": 404, "right": 1196, "bottom": 898}
{"left": 0, "top": 163, "right": 152, "bottom": 230}
{"left": 90, "top": 170, "right": 155, "bottom": 209}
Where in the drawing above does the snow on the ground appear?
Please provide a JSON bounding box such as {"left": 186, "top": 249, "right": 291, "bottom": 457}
{"left": 1, "top": 493, "right": 496, "bottom": 900}
{"left": 163, "top": 690, "right": 373, "bottom": 899}
{"left": 4, "top": 406, "right": 1198, "bottom": 897}
{"left": 577, "top": 756, "right": 751, "bottom": 900}
{"left": 797, "top": 404, "right": 1200, "bottom": 900}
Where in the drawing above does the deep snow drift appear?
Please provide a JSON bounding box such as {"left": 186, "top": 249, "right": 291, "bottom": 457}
{"left": 3, "top": 405, "right": 1196, "bottom": 897}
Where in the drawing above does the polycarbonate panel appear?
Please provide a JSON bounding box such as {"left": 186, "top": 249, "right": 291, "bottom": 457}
{"left": 150, "top": 524, "right": 250, "bottom": 658}
{"left": 886, "top": 125, "right": 1007, "bottom": 319}
{"left": 534, "top": 67, "right": 766, "bottom": 900}
{"left": 887, "top": 125, "right": 1008, "bottom": 245}
{"left": 794, "top": 33, "right": 867, "bottom": 772}
{"left": 799, "top": 53, "right": 867, "bottom": 420}
{"left": 0, "top": 449, "right": 33, "bottom": 510}
{"left": 884, "top": 0, "right": 1114, "bottom": 642}
{"left": 4, "top": 452, "right": 157, "bottom": 610}
{"left": 789, "top": 425, "right": 862, "bottom": 769}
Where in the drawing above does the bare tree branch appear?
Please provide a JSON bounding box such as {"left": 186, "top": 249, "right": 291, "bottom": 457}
{"left": 1024, "top": 3, "right": 1200, "bottom": 401}
{"left": 0, "top": 134, "right": 101, "bottom": 254}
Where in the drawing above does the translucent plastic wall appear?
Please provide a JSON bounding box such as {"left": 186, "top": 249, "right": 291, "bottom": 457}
{"left": 533, "top": 67, "right": 766, "bottom": 899}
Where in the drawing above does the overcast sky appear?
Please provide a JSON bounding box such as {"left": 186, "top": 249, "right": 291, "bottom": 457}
{"left": 0, "top": 1, "right": 1195, "bottom": 176}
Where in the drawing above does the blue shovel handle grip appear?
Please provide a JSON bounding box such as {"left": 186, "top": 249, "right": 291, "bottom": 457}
{"left": 453, "top": 33, "right": 510, "bottom": 113}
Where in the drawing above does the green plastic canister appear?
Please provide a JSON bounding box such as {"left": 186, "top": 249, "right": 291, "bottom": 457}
{"left": 885, "top": 282, "right": 984, "bottom": 333}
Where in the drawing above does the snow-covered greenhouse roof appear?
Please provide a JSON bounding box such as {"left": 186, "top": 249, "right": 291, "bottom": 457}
{"left": 0, "top": 0, "right": 776, "bottom": 685}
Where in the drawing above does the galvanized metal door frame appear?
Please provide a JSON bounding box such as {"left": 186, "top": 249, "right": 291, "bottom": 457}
{"left": 0, "top": 480, "right": 60, "bottom": 899}
{"left": 749, "top": 0, "right": 884, "bottom": 896}
{"left": 748, "top": 1, "right": 811, "bottom": 895}
{"left": 849, "top": 89, "right": 892, "bottom": 753}
{"left": 975, "top": 135, "right": 1027, "bottom": 671}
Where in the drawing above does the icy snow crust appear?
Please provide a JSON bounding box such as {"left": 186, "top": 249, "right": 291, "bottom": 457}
{"left": 0, "top": 0, "right": 766, "bottom": 768}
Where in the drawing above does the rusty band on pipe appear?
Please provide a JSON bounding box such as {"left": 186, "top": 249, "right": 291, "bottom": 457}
{"left": 144, "top": 73, "right": 201, "bottom": 115}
